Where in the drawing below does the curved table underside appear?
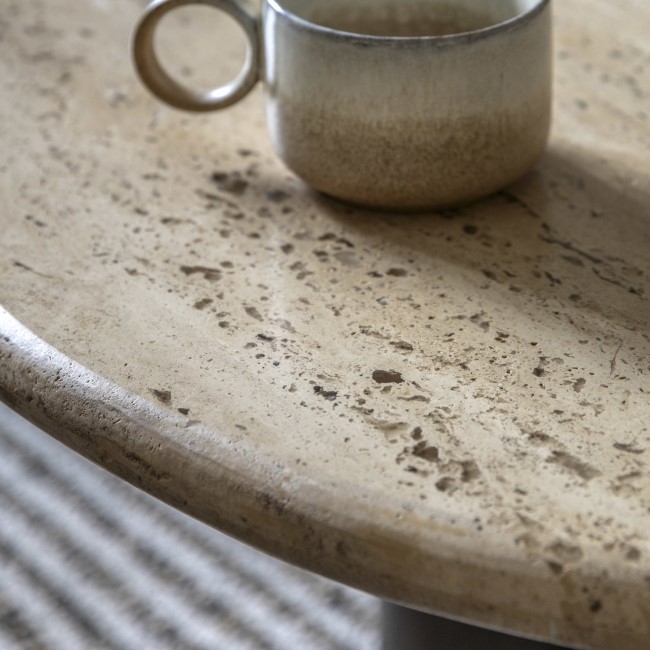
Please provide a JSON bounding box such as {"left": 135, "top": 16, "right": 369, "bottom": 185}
{"left": 1, "top": 1, "right": 649, "bottom": 648}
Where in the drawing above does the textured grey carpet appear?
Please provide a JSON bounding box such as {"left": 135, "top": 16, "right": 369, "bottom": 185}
{"left": 0, "top": 402, "right": 379, "bottom": 650}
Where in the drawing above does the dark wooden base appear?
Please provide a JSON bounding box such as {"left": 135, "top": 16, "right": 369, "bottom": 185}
{"left": 381, "top": 603, "right": 570, "bottom": 650}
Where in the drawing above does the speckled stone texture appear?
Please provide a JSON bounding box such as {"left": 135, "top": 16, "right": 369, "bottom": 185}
{"left": 0, "top": 1, "right": 649, "bottom": 649}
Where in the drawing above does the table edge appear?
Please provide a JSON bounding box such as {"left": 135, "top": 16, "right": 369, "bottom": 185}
{"left": 0, "top": 305, "right": 640, "bottom": 649}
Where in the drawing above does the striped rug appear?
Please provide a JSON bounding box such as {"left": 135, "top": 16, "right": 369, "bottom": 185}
{"left": 0, "top": 402, "right": 379, "bottom": 650}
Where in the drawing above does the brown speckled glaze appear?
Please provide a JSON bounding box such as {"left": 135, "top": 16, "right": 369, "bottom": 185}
{"left": 1, "top": 1, "right": 650, "bottom": 648}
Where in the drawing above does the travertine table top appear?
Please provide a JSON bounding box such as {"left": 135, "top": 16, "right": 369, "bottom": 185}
{"left": 1, "top": 1, "right": 649, "bottom": 648}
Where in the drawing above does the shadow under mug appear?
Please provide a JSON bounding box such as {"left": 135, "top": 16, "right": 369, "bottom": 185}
{"left": 133, "top": 0, "right": 552, "bottom": 210}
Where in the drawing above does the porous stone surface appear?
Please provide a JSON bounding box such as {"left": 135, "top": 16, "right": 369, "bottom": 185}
{"left": 0, "top": 1, "right": 649, "bottom": 648}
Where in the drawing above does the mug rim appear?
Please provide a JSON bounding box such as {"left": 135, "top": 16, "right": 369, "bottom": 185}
{"left": 266, "top": 0, "right": 550, "bottom": 43}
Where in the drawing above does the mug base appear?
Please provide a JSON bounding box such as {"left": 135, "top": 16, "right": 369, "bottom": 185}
{"left": 277, "top": 123, "right": 550, "bottom": 213}
{"left": 306, "top": 159, "right": 544, "bottom": 214}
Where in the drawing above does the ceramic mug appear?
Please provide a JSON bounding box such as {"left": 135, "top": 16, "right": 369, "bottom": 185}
{"left": 133, "top": 0, "right": 552, "bottom": 209}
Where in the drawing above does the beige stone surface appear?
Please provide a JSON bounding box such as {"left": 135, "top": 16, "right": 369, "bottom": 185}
{"left": 0, "top": 0, "right": 649, "bottom": 647}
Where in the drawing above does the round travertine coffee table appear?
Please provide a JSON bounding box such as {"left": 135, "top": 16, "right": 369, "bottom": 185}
{"left": 1, "top": 1, "right": 649, "bottom": 648}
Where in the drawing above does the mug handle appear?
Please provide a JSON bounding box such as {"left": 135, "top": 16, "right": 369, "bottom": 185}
{"left": 132, "top": 0, "right": 260, "bottom": 112}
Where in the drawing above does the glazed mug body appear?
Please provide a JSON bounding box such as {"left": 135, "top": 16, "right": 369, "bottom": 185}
{"left": 133, "top": 0, "right": 553, "bottom": 209}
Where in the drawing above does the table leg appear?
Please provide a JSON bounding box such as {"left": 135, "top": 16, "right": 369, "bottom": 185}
{"left": 381, "top": 602, "right": 570, "bottom": 650}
